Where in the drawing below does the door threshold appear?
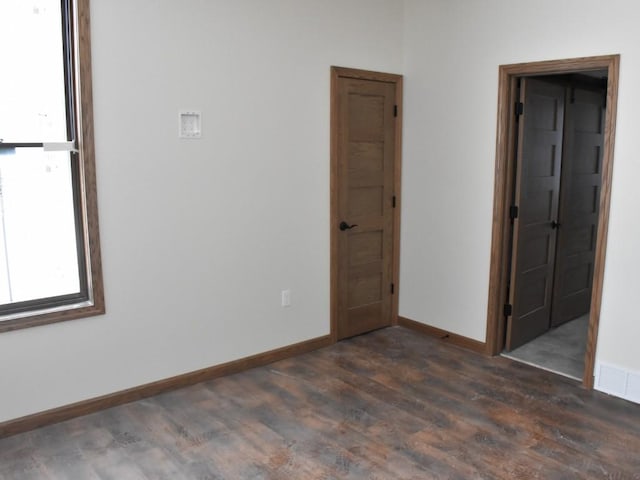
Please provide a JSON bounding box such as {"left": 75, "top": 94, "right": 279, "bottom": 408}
{"left": 500, "top": 352, "right": 582, "bottom": 382}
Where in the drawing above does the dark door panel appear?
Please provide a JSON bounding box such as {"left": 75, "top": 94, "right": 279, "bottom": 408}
{"left": 506, "top": 78, "right": 565, "bottom": 351}
{"left": 551, "top": 87, "right": 605, "bottom": 327}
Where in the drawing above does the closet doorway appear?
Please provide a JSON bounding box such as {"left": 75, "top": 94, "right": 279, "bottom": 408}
{"left": 485, "top": 55, "right": 620, "bottom": 388}
{"left": 503, "top": 72, "right": 607, "bottom": 379}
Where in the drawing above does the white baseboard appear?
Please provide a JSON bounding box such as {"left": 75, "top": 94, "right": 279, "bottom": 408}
{"left": 594, "top": 362, "right": 640, "bottom": 404}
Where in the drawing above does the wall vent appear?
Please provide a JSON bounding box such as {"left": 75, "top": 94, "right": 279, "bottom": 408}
{"left": 595, "top": 362, "right": 640, "bottom": 404}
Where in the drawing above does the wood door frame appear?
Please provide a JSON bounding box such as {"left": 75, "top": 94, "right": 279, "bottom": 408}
{"left": 330, "top": 66, "right": 403, "bottom": 343}
{"left": 485, "top": 55, "right": 620, "bottom": 388}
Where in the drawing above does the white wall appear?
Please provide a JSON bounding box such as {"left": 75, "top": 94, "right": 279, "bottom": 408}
{"left": 400, "top": 0, "right": 640, "bottom": 380}
{"left": 0, "top": 0, "right": 404, "bottom": 423}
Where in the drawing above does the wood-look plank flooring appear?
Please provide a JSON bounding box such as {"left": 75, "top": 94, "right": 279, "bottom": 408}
{"left": 1, "top": 326, "right": 639, "bottom": 479}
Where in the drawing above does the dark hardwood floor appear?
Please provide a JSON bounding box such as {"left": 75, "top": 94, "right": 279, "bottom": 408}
{"left": 1, "top": 326, "right": 639, "bottom": 479}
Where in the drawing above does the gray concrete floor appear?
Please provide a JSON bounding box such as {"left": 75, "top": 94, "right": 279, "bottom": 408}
{"left": 501, "top": 315, "right": 589, "bottom": 380}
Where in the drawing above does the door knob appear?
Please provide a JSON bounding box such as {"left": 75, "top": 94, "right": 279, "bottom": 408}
{"left": 551, "top": 220, "right": 561, "bottom": 229}
{"left": 339, "top": 221, "right": 358, "bottom": 231}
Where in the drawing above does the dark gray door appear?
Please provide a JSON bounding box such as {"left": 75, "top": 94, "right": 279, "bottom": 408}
{"left": 506, "top": 78, "right": 565, "bottom": 351}
{"left": 550, "top": 86, "right": 605, "bottom": 327}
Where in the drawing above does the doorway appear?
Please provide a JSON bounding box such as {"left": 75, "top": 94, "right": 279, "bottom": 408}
{"left": 503, "top": 72, "right": 607, "bottom": 380}
{"left": 330, "top": 67, "right": 403, "bottom": 341}
{"left": 485, "top": 55, "right": 620, "bottom": 388}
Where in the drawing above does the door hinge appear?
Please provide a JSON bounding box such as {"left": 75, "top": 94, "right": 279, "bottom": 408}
{"left": 509, "top": 205, "right": 519, "bottom": 221}
{"left": 391, "top": 283, "right": 395, "bottom": 294}
{"left": 392, "top": 195, "right": 396, "bottom": 208}
{"left": 515, "top": 102, "right": 524, "bottom": 118}
{"left": 394, "top": 105, "right": 398, "bottom": 117}
{"left": 504, "top": 304, "right": 513, "bottom": 317}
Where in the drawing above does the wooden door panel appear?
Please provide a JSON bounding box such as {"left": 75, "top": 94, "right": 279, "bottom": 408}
{"left": 348, "top": 186, "right": 384, "bottom": 217}
{"left": 348, "top": 143, "right": 384, "bottom": 186}
{"left": 348, "top": 93, "right": 385, "bottom": 141}
{"left": 344, "top": 303, "right": 384, "bottom": 338}
{"left": 349, "top": 271, "right": 383, "bottom": 307}
{"left": 349, "top": 231, "right": 383, "bottom": 265}
{"left": 506, "top": 78, "right": 565, "bottom": 351}
{"left": 336, "top": 76, "right": 396, "bottom": 340}
{"left": 551, "top": 86, "right": 605, "bottom": 327}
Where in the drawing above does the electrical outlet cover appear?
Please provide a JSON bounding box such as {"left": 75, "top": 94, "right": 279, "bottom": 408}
{"left": 179, "top": 111, "right": 201, "bottom": 138}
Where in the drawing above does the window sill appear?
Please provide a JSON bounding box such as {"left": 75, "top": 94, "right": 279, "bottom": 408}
{"left": 0, "top": 300, "right": 105, "bottom": 333}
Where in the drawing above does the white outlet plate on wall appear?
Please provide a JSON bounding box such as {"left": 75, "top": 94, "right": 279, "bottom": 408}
{"left": 179, "top": 111, "right": 201, "bottom": 138}
{"left": 281, "top": 289, "right": 291, "bottom": 307}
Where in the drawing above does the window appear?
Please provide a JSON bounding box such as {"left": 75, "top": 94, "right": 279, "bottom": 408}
{"left": 0, "top": 0, "right": 103, "bottom": 332}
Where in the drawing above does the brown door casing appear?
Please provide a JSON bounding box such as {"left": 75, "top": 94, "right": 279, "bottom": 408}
{"left": 486, "top": 55, "right": 619, "bottom": 389}
{"left": 330, "top": 67, "right": 403, "bottom": 341}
